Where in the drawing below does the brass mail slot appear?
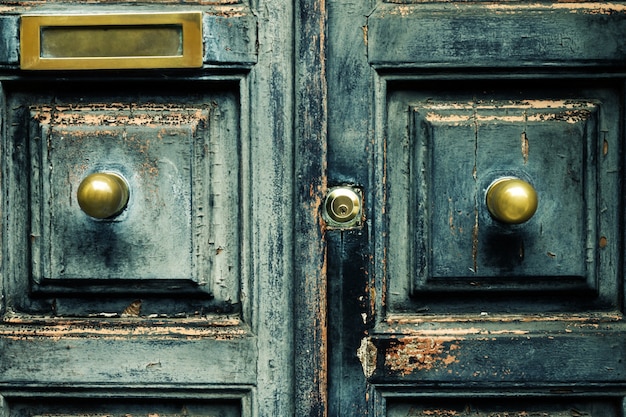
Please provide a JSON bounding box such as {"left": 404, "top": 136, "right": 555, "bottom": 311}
{"left": 20, "top": 13, "right": 203, "bottom": 70}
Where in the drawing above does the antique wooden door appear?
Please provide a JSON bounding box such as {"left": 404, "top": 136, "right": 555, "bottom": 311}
{"left": 0, "top": 1, "right": 294, "bottom": 416}
{"left": 1, "top": 0, "right": 626, "bottom": 416}
{"left": 317, "top": 0, "right": 626, "bottom": 416}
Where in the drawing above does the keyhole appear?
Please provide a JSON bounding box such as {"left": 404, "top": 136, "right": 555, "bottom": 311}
{"left": 332, "top": 196, "right": 354, "bottom": 219}
{"left": 324, "top": 188, "right": 361, "bottom": 225}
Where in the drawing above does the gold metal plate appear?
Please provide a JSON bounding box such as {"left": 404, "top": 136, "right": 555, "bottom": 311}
{"left": 20, "top": 12, "right": 203, "bottom": 70}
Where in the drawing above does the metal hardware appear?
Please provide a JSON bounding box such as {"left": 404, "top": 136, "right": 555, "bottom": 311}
{"left": 324, "top": 187, "right": 362, "bottom": 227}
{"left": 20, "top": 12, "right": 203, "bottom": 70}
{"left": 486, "top": 177, "right": 538, "bottom": 224}
{"left": 77, "top": 172, "right": 130, "bottom": 219}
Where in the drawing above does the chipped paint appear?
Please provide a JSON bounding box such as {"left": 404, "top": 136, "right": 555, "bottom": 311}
{"left": 31, "top": 103, "right": 210, "bottom": 132}
{"left": 357, "top": 337, "right": 377, "bottom": 378}
{"left": 361, "top": 25, "right": 368, "bottom": 47}
{"left": 385, "top": 311, "right": 624, "bottom": 325}
{"left": 521, "top": 131, "right": 529, "bottom": 164}
{"left": 3, "top": 0, "right": 238, "bottom": 5}
{"left": 386, "top": 337, "right": 460, "bottom": 375}
{"left": 0, "top": 315, "right": 245, "bottom": 341}
{"left": 425, "top": 102, "right": 594, "bottom": 125}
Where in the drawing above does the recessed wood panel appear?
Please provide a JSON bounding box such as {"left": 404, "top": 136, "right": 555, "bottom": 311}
{"left": 365, "top": 325, "right": 626, "bottom": 384}
{"left": 30, "top": 104, "right": 209, "bottom": 282}
{"left": 368, "top": 3, "right": 626, "bottom": 68}
{"left": 4, "top": 397, "right": 241, "bottom": 417}
{"left": 385, "top": 398, "right": 622, "bottom": 417}
{"left": 5, "top": 83, "right": 243, "bottom": 317}
{"left": 383, "top": 83, "right": 621, "bottom": 313}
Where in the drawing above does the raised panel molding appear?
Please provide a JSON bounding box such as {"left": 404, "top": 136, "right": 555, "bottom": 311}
{"left": 4, "top": 80, "right": 245, "bottom": 318}
{"left": 381, "top": 81, "right": 621, "bottom": 314}
{"left": 410, "top": 100, "right": 598, "bottom": 289}
{"left": 30, "top": 103, "right": 216, "bottom": 285}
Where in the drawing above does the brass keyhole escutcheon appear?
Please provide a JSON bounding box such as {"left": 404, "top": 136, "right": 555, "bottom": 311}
{"left": 486, "top": 177, "right": 538, "bottom": 224}
{"left": 77, "top": 172, "right": 130, "bottom": 219}
{"left": 325, "top": 187, "right": 361, "bottom": 226}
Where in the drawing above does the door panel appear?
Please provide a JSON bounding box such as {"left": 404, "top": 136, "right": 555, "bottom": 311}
{"left": 327, "top": 0, "right": 626, "bottom": 416}
{"left": 5, "top": 396, "right": 242, "bottom": 417}
{"left": 384, "top": 82, "right": 621, "bottom": 313}
{"left": 17, "top": 85, "right": 238, "bottom": 304}
{"left": 0, "top": 2, "right": 293, "bottom": 416}
{"left": 386, "top": 398, "right": 623, "bottom": 417}
{"left": 367, "top": 3, "right": 626, "bottom": 68}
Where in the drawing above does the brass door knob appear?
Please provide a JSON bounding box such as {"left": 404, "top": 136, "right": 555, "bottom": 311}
{"left": 325, "top": 188, "right": 361, "bottom": 224}
{"left": 77, "top": 172, "right": 130, "bottom": 219}
{"left": 486, "top": 177, "right": 538, "bottom": 224}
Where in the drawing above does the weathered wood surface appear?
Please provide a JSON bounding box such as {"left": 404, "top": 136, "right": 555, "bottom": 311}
{"left": 368, "top": 3, "right": 626, "bottom": 68}
{"left": 294, "top": 0, "right": 329, "bottom": 415}
{"left": 0, "top": 1, "right": 294, "bottom": 416}
{"left": 329, "top": 1, "right": 626, "bottom": 416}
{"left": 1, "top": 0, "right": 626, "bottom": 415}
{"left": 0, "top": 317, "right": 256, "bottom": 386}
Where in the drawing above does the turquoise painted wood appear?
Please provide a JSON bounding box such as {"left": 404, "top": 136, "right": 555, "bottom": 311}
{"left": 1, "top": 1, "right": 626, "bottom": 416}
{"left": 325, "top": 0, "right": 626, "bottom": 416}
{"left": 0, "top": 2, "right": 294, "bottom": 417}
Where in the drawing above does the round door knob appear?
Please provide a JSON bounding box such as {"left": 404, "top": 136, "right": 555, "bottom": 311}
{"left": 486, "top": 177, "right": 538, "bottom": 224}
{"left": 77, "top": 172, "right": 129, "bottom": 219}
{"left": 325, "top": 188, "right": 361, "bottom": 224}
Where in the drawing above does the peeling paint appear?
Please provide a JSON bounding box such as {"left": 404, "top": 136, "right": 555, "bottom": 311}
{"left": 425, "top": 102, "right": 594, "bottom": 125}
{"left": 357, "top": 337, "right": 377, "bottom": 378}
{"left": 2, "top": 0, "right": 238, "bottom": 5}
{"left": 31, "top": 103, "right": 210, "bottom": 132}
{"left": 0, "top": 315, "right": 245, "bottom": 341}
{"left": 386, "top": 311, "right": 624, "bottom": 325}
{"left": 121, "top": 299, "right": 142, "bottom": 317}
{"left": 521, "top": 131, "right": 529, "bottom": 164}
{"left": 361, "top": 25, "right": 368, "bottom": 47}
{"left": 386, "top": 337, "right": 460, "bottom": 375}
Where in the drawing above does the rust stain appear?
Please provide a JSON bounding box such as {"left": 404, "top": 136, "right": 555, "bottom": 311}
{"left": 386, "top": 337, "right": 460, "bottom": 375}
{"left": 599, "top": 236, "right": 608, "bottom": 248}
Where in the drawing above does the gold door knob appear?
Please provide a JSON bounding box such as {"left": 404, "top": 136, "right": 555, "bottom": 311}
{"left": 325, "top": 188, "right": 361, "bottom": 224}
{"left": 77, "top": 172, "right": 130, "bottom": 219}
{"left": 486, "top": 177, "right": 538, "bottom": 224}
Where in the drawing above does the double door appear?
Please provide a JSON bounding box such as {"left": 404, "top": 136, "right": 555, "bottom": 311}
{"left": 1, "top": 0, "right": 625, "bottom": 416}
